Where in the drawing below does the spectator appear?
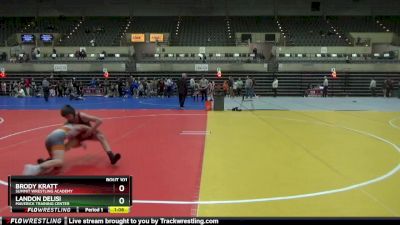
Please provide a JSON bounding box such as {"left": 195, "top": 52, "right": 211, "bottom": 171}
{"left": 79, "top": 49, "right": 87, "bottom": 59}
{"left": 32, "top": 47, "right": 40, "bottom": 59}
{"left": 104, "top": 78, "right": 110, "bottom": 96}
{"left": 52, "top": 48, "right": 57, "bottom": 59}
{"left": 158, "top": 78, "right": 165, "bottom": 97}
{"left": 118, "top": 78, "right": 125, "bottom": 97}
{"left": 251, "top": 76, "right": 256, "bottom": 97}
{"left": 304, "top": 83, "right": 312, "bottom": 97}
{"left": 322, "top": 76, "right": 328, "bottom": 97}
{"left": 272, "top": 77, "right": 278, "bottom": 97}
{"left": 128, "top": 76, "right": 134, "bottom": 93}
{"left": 63, "top": 79, "right": 68, "bottom": 96}
{"left": 387, "top": 79, "right": 394, "bottom": 97}
{"left": 1, "top": 81, "right": 6, "bottom": 95}
{"left": 114, "top": 82, "right": 119, "bottom": 97}
{"left": 99, "top": 50, "right": 106, "bottom": 60}
{"left": 17, "top": 84, "right": 26, "bottom": 98}
{"left": 151, "top": 78, "right": 158, "bottom": 97}
{"left": 31, "top": 78, "right": 37, "bottom": 96}
{"left": 12, "top": 81, "right": 18, "bottom": 96}
{"left": 193, "top": 81, "right": 200, "bottom": 101}
{"left": 146, "top": 80, "right": 152, "bottom": 97}
{"left": 68, "top": 79, "right": 74, "bottom": 93}
{"left": 31, "top": 48, "right": 36, "bottom": 60}
{"left": 369, "top": 78, "right": 376, "bottom": 97}
{"left": 90, "top": 77, "right": 97, "bottom": 88}
{"left": 236, "top": 78, "right": 243, "bottom": 97}
{"left": 207, "top": 81, "right": 215, "bottom": 101}
{"left": 253, "top": 48, "right": 258, "bottom": 56}
{"left": 244, "top": 76, "right": 253, "bottom": 99}
{"left": 131, "top": 79, "right": 139, "bottom": 97}
{"left": 107, "top": 82, "right": 114, "bottom": 97}
{"left": 232, "top": 80, "right": 237, "bottom": 97}
{"left": 382, "top": 79, "right": 387, "bottom": 97}
{"left": 138, "top": 80, "right": 144, "bottom": 97}
{"left": 24, "top": 78, "right": 31, "bottom": 96}
{"left": 172, "top": 79, "right": 177, "bottom": 95}
{"left": 42, "top": 77, "right": 50, "bottom": 102}
{"left": 189, "top": 77, "right": 195, "bottom": 97}
{"left": 177, "top": 73, "right": 188, "bottom": 109}
{"left": 199, "top": 75, "right": 209, "bottom": 101}
{"left": 70, "top": 92, "right": 84, "bottom": 100}
{"left": 199, "top": 54, "right": 206, "bottom": 62}
{"left": 77, "top": 81, "right": 83, "bottom": 97}
{"left": 228, "top": 76, "right": 234, "bottom": 97}
{"left": 96, "top": 78, "right": 101, "bottom": 91}
{"left": 345, "top": 55, "right": 350, "bottom": 63}
{"left": 56, "top": 80, "right": 63, "bottom": 97}
{"left": 17, "top": 53, "right": 25, "bottom": 63}
{"left": 144, "top": 79, "right": 148, "bottom": 97}
{"left": 49, "top": 85, "right": 56, "bottom": 97}
{"left": 223, "top": 80, "right": 229, "bottom": 96}
{"left": 75, "top": 50, "right": 80, "bottom": 59}
{"left": 166, "top": 78, "right": 173, "bottom": 98}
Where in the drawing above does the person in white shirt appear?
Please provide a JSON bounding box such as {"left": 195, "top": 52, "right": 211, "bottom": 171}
{"left": 199, "top": 75, "right": 209, "bottom": 101}
{"left": 236, "top": 78, "right": 243, "bottom": 97}
{"left": 166, "top": 78, "right": 173, "bottom": 98}
{"left": 369, "top": 78, "right": 376, "bottom": 97}
{"left": 189, "top": 77, "right": 195, "bottom": 98}
{"left": 17, "top": 86, "right": 26, "bottom": 97}
{"left": 207, "top": 81, "right": 215, "bottom": 101}
{"left": 193, "top": 82, "right": 200, "bottom": 101}
{"left": 322, "top": 76, "right": 328, "bottom": 97}
{"left": 233, "top": 81, "right": 237, "bottom": 97}
{"left": 272, "top": 78, "right": 278, "bottom": 97}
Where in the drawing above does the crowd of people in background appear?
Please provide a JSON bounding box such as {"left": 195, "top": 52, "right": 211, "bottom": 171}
{"left": 222, "top": 76, "right": 256, "bottom": 99}
{"left": 368, "top": 78, "right": 397, "bottom": 97}
{"left": 0, "top": 75, "right": 398, "bottom": 99}
{"left": 0, "top": 75, "right": 218, "bottom": 101}
{"left": 0, "top": 78, "right": 38, "bottom": 97}
{"left": 382, "top": 79, "right": 396, "bottom": 97}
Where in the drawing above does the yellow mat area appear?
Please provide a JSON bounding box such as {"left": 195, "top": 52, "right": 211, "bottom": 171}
{"left": 198, "top": 111, "right": 400, "bottom": 217}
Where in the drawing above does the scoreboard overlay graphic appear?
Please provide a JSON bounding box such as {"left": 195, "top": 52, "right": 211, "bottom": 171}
{"left": 8, "top": 176, "right": 132, "bottom": 214}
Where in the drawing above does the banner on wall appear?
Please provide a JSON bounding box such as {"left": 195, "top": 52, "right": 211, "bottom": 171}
{"left": 150, "top": 33, "right": 164, "bottom": 42}
{"left": 131, "top": 34, "right": 145, "bottom": 42}
{"left": 195, "top": 64, "right": 209, "bottom": 72}
{"left": 54, "top": 64, "right": 68, "bottom": 72}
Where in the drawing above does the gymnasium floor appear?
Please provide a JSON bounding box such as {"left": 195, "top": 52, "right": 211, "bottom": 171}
{"left": 0, "top": 96, "right": 399, "bottom": 217}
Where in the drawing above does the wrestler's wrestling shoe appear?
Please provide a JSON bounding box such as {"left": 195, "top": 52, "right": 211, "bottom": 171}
{"left": 23, "top": 164, "right": 41, "bottom": 176}
{"left": 108, "top": 152, "right": 121, "bottom": 165}
{"left": 37, "top": 157, "right": 51, "bottom": 164}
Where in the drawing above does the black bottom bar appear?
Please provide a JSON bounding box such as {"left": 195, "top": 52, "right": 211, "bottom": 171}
{"left": 2, "top": 217, "right": 400, "bottom": 225}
